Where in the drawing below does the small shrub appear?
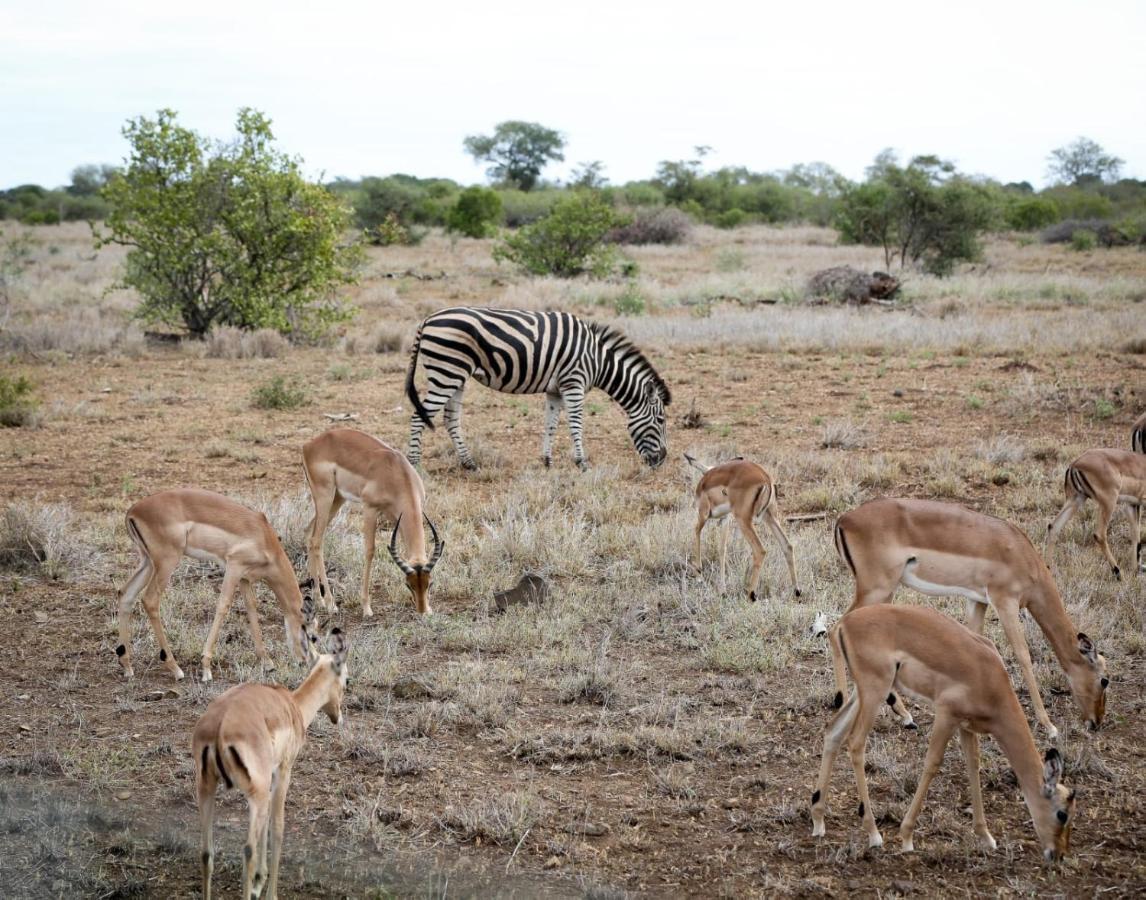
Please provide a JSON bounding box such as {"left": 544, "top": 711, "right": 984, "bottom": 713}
{"left": 714, "top": 208, "right": 747, "bottom": 229}
{"left": 446, "top": 186, "right": 503, "bottom": 238}
{"left": 0, "top": 375, "right": 39, "bottom": 427}
{"left": 493, "top": 192, "right": 622, "bottom": 278}
{"left": 1092, "top": 398, "right": 1116, "bottom": 420}
{"left": 613, "top": 284, "right": 646, "bottom": 316}
{"left": 715, "top": 249, "right": 745, "bottom": 272}
{"left": 608, "top": 207, "right": 692, "bottom": 245}
{"left": 966, "top": 395, "right": 984, "bottom": 410}
{"left": 372, "top": 323, "right": 405, "bottom": 353}
{"left": 0, "top": 502, "right": 97, "bottom": 579}
{"left": 1070, "top": 229, "right": 1096, "bottom": 252}
{"left": 369, "top": 212, "right": 425, "bottom": 246}
{"left": 251, "top": 376, "right": 307, "bottom": 410}
{"left": 441, "top": 792, "right": 539, "bottom": 845}
{"left": 820, "top": 419, "right": 867, "bottom": 449}
{"left": 888, "top": 410, "right": 912, "bottom": 424}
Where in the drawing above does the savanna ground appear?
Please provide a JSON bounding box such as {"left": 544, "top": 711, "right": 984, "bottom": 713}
{"left": 1, "top": 222, "right": 1144, "bottom": 898}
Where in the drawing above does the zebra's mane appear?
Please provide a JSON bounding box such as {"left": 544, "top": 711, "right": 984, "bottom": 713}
{"left": 589, "top": 322, "right": 672, "bottom": 405}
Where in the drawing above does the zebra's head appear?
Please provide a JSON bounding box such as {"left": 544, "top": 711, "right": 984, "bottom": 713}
{"left": 627, "top": 378, "right": 670, "bottom": 467}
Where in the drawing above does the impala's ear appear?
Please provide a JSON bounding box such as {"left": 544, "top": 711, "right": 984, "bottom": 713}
{"left": 327, "top": 627, "right": 349, "bottom": 669}
{"left": 1042, "top": 747, "right": 1063, "bottom": 797}
{"left": 1077, "top": 633, "right": 1098, "bottom": 665}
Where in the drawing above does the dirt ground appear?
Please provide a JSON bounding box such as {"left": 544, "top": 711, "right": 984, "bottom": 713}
{"left": 1, "top": 224, "right": 1145, "bottom": 898}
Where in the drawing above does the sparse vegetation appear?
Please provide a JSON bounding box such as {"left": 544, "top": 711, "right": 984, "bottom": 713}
{"left": 0, "top": 374, "right": 40, "bottom": 427}
{"left": 493, "top": 191, "right": 623, "bottom": 278}
{"left": 250, "top": 375, "right": 308, "bottom": 410}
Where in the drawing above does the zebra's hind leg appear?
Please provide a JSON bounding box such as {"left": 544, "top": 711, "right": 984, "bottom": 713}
{"left": 541, "top": 392, "right": 564, "bottom": 468}
{"left": 444, "top": 386, "right": 477, "bottom": 470}
{"left": 560, "top": 382, "right": 589, "bottom": 471}
{"left": 407, "top": 383, "right": 456, "bottom": 467}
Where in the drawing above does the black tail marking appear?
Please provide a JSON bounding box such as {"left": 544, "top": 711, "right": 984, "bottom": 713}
{"left": 1074, "top": 467, "right": 1097, "bottom": 501}
{"left": 229, "top": 747, "right": 252, "bottom": 785}
{"left": 887, "top": 693, "right": 896, "bottom": 706}
{"left": 838, "top": 629, "right": 851, "bottom": 672}
{"left": 835, "top": 522, "right": 857, "bottom": 577}
{"left": 200, "top": 745, "right": 209, "bottom": 780}
{"left": 833, "top": 690, "right": 843, "bottom": 709}
{"left": 858, "top": 801, "right": 865, "bottom": 818}
{"left": 215, "top": 746, "right": 233, "bottom": 790}
{"left": 405, "top": 323, "right": 433, "bottom": 429}
{"left": 811, "top": 790, "right": 821, "bottom": 805}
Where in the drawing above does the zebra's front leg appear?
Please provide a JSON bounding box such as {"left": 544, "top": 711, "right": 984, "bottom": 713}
{"left": 541, "top": 392, "right": 563, "bottom": 468}
{"left": 444, "top": 387, "right": 477, "bottom": 471}
{"left": 560, "top": 383, "right": 589, "bottom": 471}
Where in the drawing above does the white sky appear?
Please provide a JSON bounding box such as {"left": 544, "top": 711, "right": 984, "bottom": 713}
{"left": 3, "top": 0, "right": 1144, "bottom": 189}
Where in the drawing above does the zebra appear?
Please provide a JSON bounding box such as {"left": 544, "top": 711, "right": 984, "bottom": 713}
{"left": 404, "top": 307, "right": 671, "bottom": 470}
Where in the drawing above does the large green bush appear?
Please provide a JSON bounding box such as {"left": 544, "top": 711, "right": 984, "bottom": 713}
{"left": 493, "top": 192, "right": 623, "bottom": 278}
{"left": 447, "top": 186, "right": 503, "bottom": 238}
{"left": 1005, "top": 196, "right": 1060, "bottom": 231}
{"left": 98, "top": 108, "right": 361, "bottom": 337}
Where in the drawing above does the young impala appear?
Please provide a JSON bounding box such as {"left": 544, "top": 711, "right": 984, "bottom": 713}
{"left": 685, "top": 454, "right": 801, "bottom": 601}
{"left": 833, "top": 498, "right": 1108, "bottom": 739}
{"left": 1046, "top": 448, "right": 1146, "bottom": 579}
{"left": 116, "top": 488, "right": 313, "bottom": 682}
{"left": 811, "top": 603, "right": 1077, "bottom": 861}
{"left": 193, "top": 607, "right": 349, "bottom": 900}
{"left": 302, "top": 428, "right": 443, "bottom": 616}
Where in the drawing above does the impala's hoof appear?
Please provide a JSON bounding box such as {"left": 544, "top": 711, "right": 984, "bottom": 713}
{"left": 173, "top": 667, "right": 186, "bottom": 681}
{"left": 200, "top": 669, "right": 212, "bottom": 683}
{"left": 868, "top": 831, "right": 884, "bottom": 849}
{"left": 978, "top": 832, "right": 997, "bottom": 851}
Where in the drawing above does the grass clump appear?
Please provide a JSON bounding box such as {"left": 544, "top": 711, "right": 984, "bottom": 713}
{"left": 441, "top": 791, "right": 540, "bottom": 845}
{"left": 820, "top": 419, "right": 867, "bottom": 449}
{"left": 0, "top": 502, "right": 97, "bottom": 580}
{"left": 251, "top": 376, "right": 308, "bottom": 410}
{"left": 0, "top": 375, "right": 40, "bottom": 427}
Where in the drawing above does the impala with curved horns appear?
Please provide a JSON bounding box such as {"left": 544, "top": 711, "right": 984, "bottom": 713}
{"left": 811, "top": 604, "right": 1077, "bottom": 862}
{"left": 833, "top": 498, "right": 1108, "bottom": 740}
{"left": 303, "top": 428, "right": 443, "bottom": 616}
{"left": 1047, "top": 448, "right": 1146, "bottom": 579}
{"left": 116, "top": 488, "right": 314, "bottom": 682}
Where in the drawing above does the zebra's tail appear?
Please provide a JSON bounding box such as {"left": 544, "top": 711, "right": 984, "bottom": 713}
{"left": 405, "top": 321, "right": 434, "bottom": 430}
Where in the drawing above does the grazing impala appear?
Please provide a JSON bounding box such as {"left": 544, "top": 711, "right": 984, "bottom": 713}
{"left": 193, "top": 609, "right": 348, "bottom": 900}
{"left": 811, "top": 604, "right": 1077, "bottom": 861}
{"left": 685, "top": 454, "right": 801, "bottom": 601}
{"left": 833, "top": 498, "right": 1108, "bottom": 739}
{"left": 303, "top": 428, "right": 443, "bottom": 616}
{"left": 116, "top": 489, "right": 313, "bottom": 682}
{"left": 1046, "top": 448, "right": 1146, "bottom": 579}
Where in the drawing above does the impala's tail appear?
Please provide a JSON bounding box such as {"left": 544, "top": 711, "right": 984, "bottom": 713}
{"left": 405, "top": 321, "right": 433, "bottom": 429}
{"left": 1064, "top": 465, "right": 1096, "bottom": 501}
{"left": 833, "top": 519, "right": 856, "bottom": 577}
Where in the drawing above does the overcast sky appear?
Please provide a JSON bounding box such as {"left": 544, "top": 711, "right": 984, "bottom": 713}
{"left": 3, "top": 0, "right": 1144, "bottom": 190}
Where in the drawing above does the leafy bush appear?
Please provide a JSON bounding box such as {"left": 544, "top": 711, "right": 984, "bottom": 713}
{"left": 1070, "top": 229, "right": 1096, "bottom": 251}
{"left": 98, "top": 108, "right": 361, "bottom": 337}
{"left": 251, "top": 376, "right": 308, "bottom": 410}
{"left": 498, "top": 189, "right": 559, "bottom": 227}
{"left": 1040, "top": 218, "right": 1108, "bottom": 244}
{"left": 0, "top": 375, "right": 39, "bottom": 427}
{"left": 1005, "top": 196, "right": 1060, "bottom": 231}
{"left": 369, "top": 212, "right": 424, "bottom": 246}
{"left": 492, "top": 192, "right": 622, "bottom": 278}
{"left": 447, "top": 186, "right": 503, "bottom": 238}
{"left": 350, "top": 175, "right": 457, "bottom": 230}
{"left": 608, "top": 207, "right": 692, "bottom": 245}
{"left": 612, "top": 283, "right": 646, "bottom": 315}
{"left": 714, "top": 208, "right": 747, "bottom": 229}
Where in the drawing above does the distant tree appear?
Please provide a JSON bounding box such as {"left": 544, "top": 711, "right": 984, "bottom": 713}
{"left": 67, "top": 164, "right": 119, "bottom": 196}
{"left": 569, "top": 161, "right": 608, "bottom": 190}
{"left": 98, "top": 108, "right": 361, "bottom": 337}
{"left": 782, "top": 162, "right": 847, "bottom": 197}
{"left": 463, "top": 121, "right": 565, "bottom": 191}
{"left": 446, "top": 186, "right": 503, "bottom": 238}
{"left": 1046, "top": 137, "right": 1123, "bottom": 185}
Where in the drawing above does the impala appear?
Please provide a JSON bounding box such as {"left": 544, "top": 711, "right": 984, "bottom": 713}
{"left": 116, "top": 488, "right": 313, "bottom": 682}
{"left": 811, "top": 603, "right": 1077, "bottom": 861}
{"left": 303, "top": 428, "right": 443, "bottom": 616}
{"left": 193, "top": 610, "right": 349, "bottom": 900}
{"left": 685, "top": 454, "right": 801, "bottom": 601}
{"left": 833, "top": 497, "right": 1108, "bottom": 739}
{"left": 1046, "top": 448, "right": 1146, "bottom": 579}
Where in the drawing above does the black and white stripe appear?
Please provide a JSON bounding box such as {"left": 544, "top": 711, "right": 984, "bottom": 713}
{"left": 404, "top": 308, "right": 671, "bottom": 469}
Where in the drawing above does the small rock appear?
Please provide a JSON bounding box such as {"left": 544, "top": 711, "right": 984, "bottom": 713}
{"left": 34, "top": 611, "right": 48, "bottom": 625}
{"left": 116, "top": 790, "right": 132, "bottom": 801}
{"left": 892, "top": 389, "right": 904, "bottom": 398}
{"left": 890, "top": 881, "right": 916, "bottom": 895}
{"left": 722, "top": 798, "right": 741, "bottom": 809}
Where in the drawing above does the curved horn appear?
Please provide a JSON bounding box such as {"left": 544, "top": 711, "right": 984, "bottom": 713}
{"left": 388, "top": 514, "right": 416, "bottom": 575}
{"left": 425, "top": 513, "right": 445, "bottom": 571}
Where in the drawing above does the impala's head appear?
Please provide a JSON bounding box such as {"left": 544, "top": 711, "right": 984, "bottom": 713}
{"left": 318, "top": 628, "right": 350, "bottom": 725}
{"left": 388, "top": 513, "right": 444, "bottom": 615}
{"left": 1032, "top": 748, "right": 1076, "bottom": 862}
{"left": 1070, "top": 632, "right": 1109, "bottom": 731}
{"left": 627, "top": 378, "right": 671, "bottom": 468}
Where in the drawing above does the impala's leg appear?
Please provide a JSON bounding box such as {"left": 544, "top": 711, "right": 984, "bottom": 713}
{"left": 720, "top": 517, "right": 732, "bottom": 589}
{"left": 304, "top": 477, "right": 339, "bottom": 612}
{"left": 138, "top": 554, "right": 184, "bottom": 680}
{"left": 1134, "top": 499, "right": 1144, "bottom": 574}
{"left": 997, "top": 601, "right": 1057, "bottom": 741}
{"left": 761, "top": 505, "right": 801, "bottom": 597}
{"left": 360, "top": 507, "right": 379, "bottom": 618}
{"left": 560, "top": 381, "right": 589, "bottom": 470}
{"left": 811, "top": 691, "right": 858, "bottom": 837}
{"left": 541, "top": 391, "right": 563, "bottom": 468}
{"left": 115, "top": 552, "right": 153, "bottom": 678}
{"left": 958, "top": 727, "right": 996, "bottom": 850}
{"left": 197, "top": 772, "right": 217, "bottom": 900}
{"left": 267, "top": 767, "right": 292, "bottom": 900}
{"left": 201, "top": 567, "right": 242, "bottom": 683}
{"left": 239, "top": 580, "right": 271, "bottom": 669}
{"left": 407, "top": 374, "right": 463, "bottom": 467}
{"left": 734, "top": 514, "right": 766, "bottom": 602}
{"left": 841, "top": 583, "right": 914, "bottom": 728}
{"left": 243, "top": 788, "right": 271, "bottom": 900}
{"left": 1046, "top": 495, "right": 1084, "bottom": 552}
{"left": 965, "top": 598, "right": 988, "bottom": 634}
{"left": 899, "top": 712, "right": 957, "bottom": 852}
{"left": 443, "top": 383, "right": 477, "bottom": 470}
{"left": 1092, "top": 492, "right": 1122, "bottom": 579}
{"left": 693, "top": 504, "right": 708, "bottom": 574}
{"left": 847, "top": 694, "right": 884, "bottom": 847}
